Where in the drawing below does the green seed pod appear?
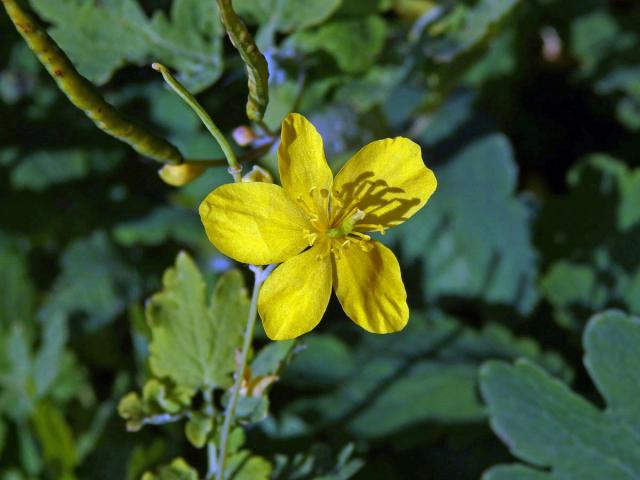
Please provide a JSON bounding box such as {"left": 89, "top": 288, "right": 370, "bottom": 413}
{"left": 216, "top": 0, "right": 269, "bottom": 122}
{"left": 2, "top": 0, "right": 183, "bottom": 164}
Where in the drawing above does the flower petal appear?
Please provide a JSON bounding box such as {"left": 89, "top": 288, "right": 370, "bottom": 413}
{"left": 333, "top": 240, "right": 408, "bottom": 334}
{"left": 258, "top": 242, "right": 332, "bottom": 340}
{"left": 199, "top": 182, "right": 311, "bottom": 265}
{"left": 279, "top": 113, "right": 333, "bottom": 222}
{"left": 332, "top": 137, "right": 436, "bottom": 230}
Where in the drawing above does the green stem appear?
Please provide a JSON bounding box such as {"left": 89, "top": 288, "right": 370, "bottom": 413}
{"left": 184, "top": 140, "right": 274, "bottom": 169}
{"left": 202, "top": 388, "right": 217, "bottom": 479}
{"left": 152, "top": 63, "right": 241, "bottom": 181}
{"left": 207, "top": 441, "right": 218, "bottom": 479}
{"left": 215, "top": 265, "right": 273, "bottom": 480}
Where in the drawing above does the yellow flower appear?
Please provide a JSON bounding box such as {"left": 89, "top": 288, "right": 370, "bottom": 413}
{"left": 199, "top": 113, "right": 437, "bottom": 340}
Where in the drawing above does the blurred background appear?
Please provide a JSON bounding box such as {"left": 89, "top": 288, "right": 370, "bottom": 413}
{"left": 1, "top": 0, "right": 640, "bottom": 478}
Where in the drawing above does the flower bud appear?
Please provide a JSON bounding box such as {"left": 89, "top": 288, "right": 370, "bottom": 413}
{"left": 232, "top": 125, "right": 257, "bottom": 146}
{"left": 242, "top": 165, "right": 273, "bottom": 184}
{"left": 158, "top": 163, "right": 207, "bottom": 186}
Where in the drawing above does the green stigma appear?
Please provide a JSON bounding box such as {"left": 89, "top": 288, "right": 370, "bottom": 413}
{"left": 327, "top": 209, "right": 365, "bottom": 238}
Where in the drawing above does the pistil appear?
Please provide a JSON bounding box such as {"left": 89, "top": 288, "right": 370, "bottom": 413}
{"left": 327, "top": 208, "right": 365, "bottom": 238}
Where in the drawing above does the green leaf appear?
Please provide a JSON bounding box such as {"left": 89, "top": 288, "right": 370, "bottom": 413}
{"left": 33, "top": 313, "right": 68, "bottom": 398}
{"left": 118, "top": 379, "right": 193, "bottom": 432}
{"left": 281, "top": 335, "right": 354, "bottom": 390}
{"left": 290, "top": 15, "right": 387, "bottom": 74}
{"left": 336, "top": 0, "right": 392, "bottom": 15}
{"left": 481, "top": 310, "right": 640, "bottom": 479}
{"left": 390, "top": 134, "right": 538, "bottom": 313}
{"left": 569, "top": 10, "right": 640, "bottom": 130}
{"left": 222, "top": 428, "right": 273, "bottom": 480}
{"left": 233, "top": 0, "right": 342, "bottom": 32}
{"left": 334, "top": 65, "right": 409, "bottom": 112}
{"left": 418, "top": 91, "right": 477, "bottom": 147}
{"left": 147, "top": 252, "right": 249, "bottom": 391}
{"left": 10, "top": 149, "right": 121, "bottom": 192}
{"left": 540, "top": 261, "right": 608, "bottom": 330}
{"left": 42, "top": 231, "right": 142, "bottom": 329}
{"left": 570, "top": 11, "right": 636, "bottom": 78}
{"left": 0, "top": 234, "right": 34, "bottom": 329}
{"left": 142, "top": 458, "right": 200, "bottom": 480}
{"left": 423, "top": 0, "right": 522, "bottom": 62}
{"left": 0, "top": 419, "right": 6, "bottom": 457}
{"left": 184, "top": 412, "right": 213, "bottom": 449}
{"left": 272, "top": 443, "right": 363, "bottom": 480}
{"left": 0, "top": 314, "right": 68, "bottom": 421}
{"left": 483, "top": 464, "right": 550, "bottom": 480}
{"left": 29, "top": 0, "right": 224, "bottom": 92}
{"left": 538, "top": 156, "right": 640, "bottom": 329}
{"left": 31, "top": 401, "right": 77, "bottom": 473}
{"left": 284, "top": 313, "right": 569, "bottom": 439}
{"left": 226, "top": 450, "right": 272, "bottom": 480}
{"left": 113, "top": 206, "right": 202, "bottom": 247}
{"left": 250, "top": 340, "right": 296, "bottom": 378}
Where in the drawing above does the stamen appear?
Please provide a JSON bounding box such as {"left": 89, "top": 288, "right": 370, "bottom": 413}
{"left": 308, "top": 214, "right": 323, "bottom": 230}
{"left": 303, "top": 229, "right": 318, "bottom": 246}
{"left": 350, "top": 231, "right": 371, "bottom": 241}
{"left": 358, "top": 240, "right": 374, "bottom": 252}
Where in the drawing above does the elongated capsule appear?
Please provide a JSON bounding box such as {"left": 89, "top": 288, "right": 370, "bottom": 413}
{"left": 2, "top": 0, "right": 183, "bottom": 164}
{"left": 216, "top": 0, "right": 269, "bottom": 122}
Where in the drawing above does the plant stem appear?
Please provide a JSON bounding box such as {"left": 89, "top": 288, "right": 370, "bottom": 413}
{"left": 215, "top": 265, "right": 273, "bottom": 480}
{"left": 152, "top": 63, "right": 241, "bottom": 181}
{"left": 207, "top": 441, "right": 218, "bottom": 479}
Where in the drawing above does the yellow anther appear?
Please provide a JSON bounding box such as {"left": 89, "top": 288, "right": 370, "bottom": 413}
{"left": 351, "top": 231, "right": 371, "bottom": 242}
{"left": 303, "top": 229, "right": 318, "bottom": 246}
{"left": 359, "top": 240, "right": 374, "bottom": 252}
{"left": 358, "top": 223, "right": 386, "bottom": 235}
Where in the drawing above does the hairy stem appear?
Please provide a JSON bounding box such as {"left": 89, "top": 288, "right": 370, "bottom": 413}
{"left": 215, "top": 265, "right": 273, "bottom": 480}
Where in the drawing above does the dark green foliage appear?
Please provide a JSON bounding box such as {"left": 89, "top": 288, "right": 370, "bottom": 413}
{"left": 480, "top": 311, "right": 640, "bottom": 479}
{"left": 2, "top": 0, "right": 640, "bottom": 478}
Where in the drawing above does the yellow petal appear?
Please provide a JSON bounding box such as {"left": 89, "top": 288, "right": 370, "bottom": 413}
{"left": 333, "top": 240, "right": 408, "bottom": 334}
{"left": 159, "top": 163, "right": 207, "bottom": 186}
{"left": 199, "top": 183, "right": 311, "bottom": 265}
{"left": 258, "top": 242, "right": 332, "bottom": 340}
{"left": 279, "top": 113, "right": 333, "bottom": 222}
{"left": 332, "top": 137, "right": 436, "bottom": 230}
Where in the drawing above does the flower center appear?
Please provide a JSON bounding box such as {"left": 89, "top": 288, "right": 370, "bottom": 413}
{"left": 327, "top": 208, "right": 365, "bottom": 238}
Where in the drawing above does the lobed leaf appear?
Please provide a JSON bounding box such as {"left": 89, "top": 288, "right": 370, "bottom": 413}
{"left": 390, "top": 133, "right": 539, "bottom": 313}
{"left": 481, "top": 310, "right": 640, "bottom": 479}
{"left": 147, "top": 252, "right": 249, "bottom": 391}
